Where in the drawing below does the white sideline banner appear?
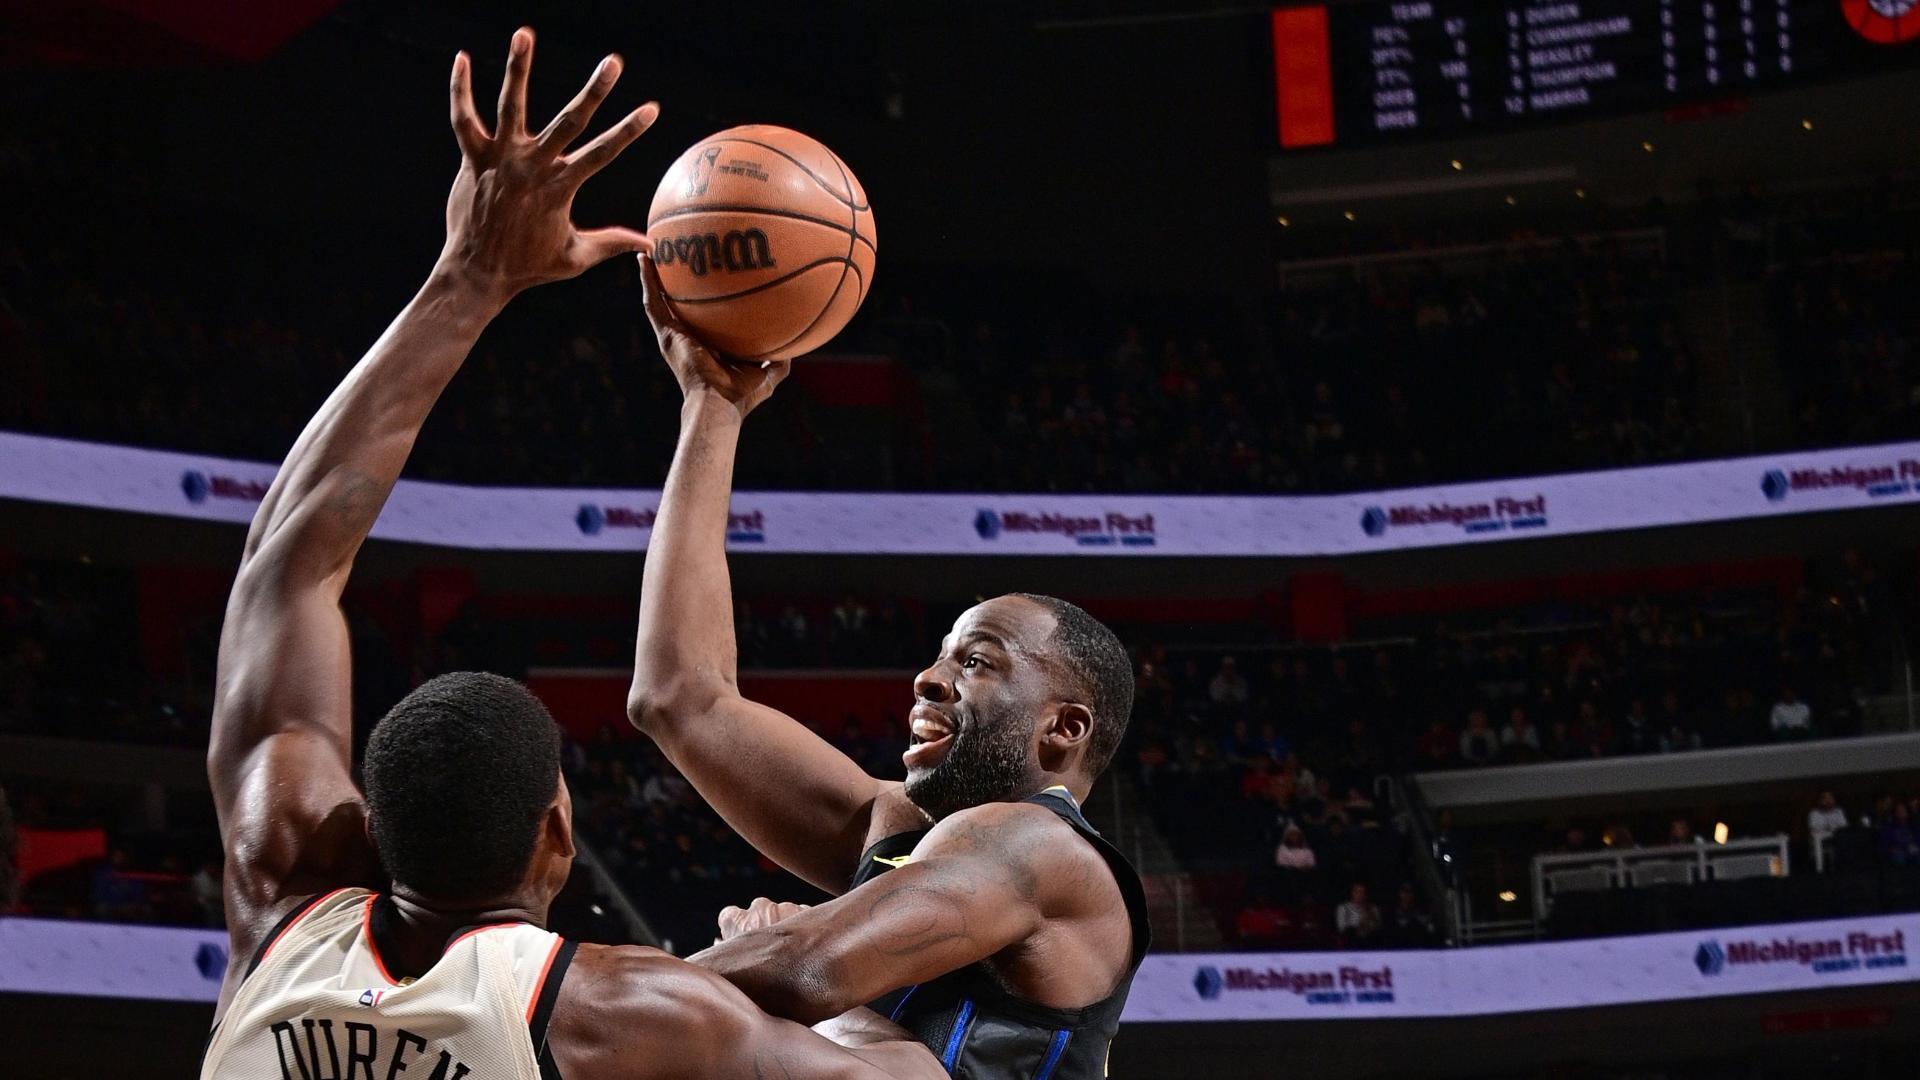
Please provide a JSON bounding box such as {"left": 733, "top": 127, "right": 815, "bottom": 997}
{"left": 3, "top": 913, "right": 1911, "bottom": 1012}
{"left": 1121, "top": 914, "right": 1918, "bottom": 1022}
{"left": 3, "top": 431, "right": 1920, "bottom": 556}
{"left": 0, "top": 916, "right": 230, "bottom": 1003}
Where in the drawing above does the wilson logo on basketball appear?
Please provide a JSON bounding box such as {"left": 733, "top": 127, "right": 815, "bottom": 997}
{"left": 655, "top": 230, "right": 776, "bottom": 276}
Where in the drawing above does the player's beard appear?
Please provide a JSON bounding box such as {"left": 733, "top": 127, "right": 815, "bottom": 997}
{"left": 904, "top": 701, "right": 1033, "bottom": 821}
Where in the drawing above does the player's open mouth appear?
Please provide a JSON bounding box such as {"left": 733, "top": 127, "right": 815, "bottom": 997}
{"left": 904, "top": 708, "right": 955, "bottom": 769}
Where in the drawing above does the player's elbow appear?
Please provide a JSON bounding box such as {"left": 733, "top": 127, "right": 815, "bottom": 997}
{"left": 625, "top": 672, "right": 728, "bottom": 736}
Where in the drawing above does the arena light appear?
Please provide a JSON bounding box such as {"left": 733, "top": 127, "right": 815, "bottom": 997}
{"left": 1449, "top": 158, "right": 1463, "bottom": 171}
{"left": 1498, "top": 890, "right": 1517, "bottom": 903}
{"left": 1641, "top": 140, "right": 1655, "bottom": 152}
{"left": 1802, "top": 118, "right": 1815, "bottom": 131}
{"left": 1714, "top": 822, "right": 1731, "bottom": 845}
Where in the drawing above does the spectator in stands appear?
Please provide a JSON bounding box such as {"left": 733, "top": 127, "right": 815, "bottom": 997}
{"left": 1274, "top": 823, "right": 1318, "bottom": 891}
{"left": 1770, "top": 685, "right": 1813, "bottom": 739}
{"left": 1239, "top": 753, "right": 1276, "bottom": 801}
{"left": 1381, "top": 883, "right": 1436, "bottom": 949}
{"left": 1808, "top": 791, "right": 1849, "bottom": 848}
{"left": 1569, "top": 699, "right": 1617, "bottom": 758}
{"left": 1458, "top": 708, "right": 1499, "bottom": 767}
{"left": 1233, "top": 884, "right": 1296, "bottom": 948}
{"left": 1209, "top": 656, "right": 1250, "bottom": 712}
{"left": 827, "top": 595, "right": 872, "bottom": 665}
{"left": 191, "top": 857, "right": 223, "bottom": 928}
{"left": 1881, "top": 802, "right": 1920, "bottom": 867}
{"left": 1498, "top": 705, "right": 1543, "bottom": 763}
{"left": 1293, "top": 894, "right": 1332, "bottom": 950}
{"left": 1555, "top": 825, "right": 1593, "bottom": 854}
{"left": 1543, "top": 718, "right": 1578, "bottom": 761}
{"left": 1341, "top": 784, "right": 1377, "bottom": 824}
{"left": 1657, "top": 711, "right": 1702, "bottom": 753}
{"left": 1620, "top": 698, "right": 1659, "bottom": 755}
{"left": 1336, "top": 882, "right": 1381, "bottom": 944}
{"left": 91, "top": 848, "right": 152, "bottom": 923}
{"left": 1134, "top": 737, "right": 1171, "bottom": 794}
{"left": 1666, "top": 818, "right": 1702, "bottom": 847}
{"left": 1415, "top": 717, "right": 1456, "bottom": 769}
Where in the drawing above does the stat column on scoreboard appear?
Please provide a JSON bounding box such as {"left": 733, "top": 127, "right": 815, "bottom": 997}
{"left": 1359, "top": 3, "right": 1478, "bottom": 134}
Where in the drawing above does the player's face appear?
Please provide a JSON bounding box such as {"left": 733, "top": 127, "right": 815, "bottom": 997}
{"left": 903, "top": 597, "right": 1057, "bottom": 819}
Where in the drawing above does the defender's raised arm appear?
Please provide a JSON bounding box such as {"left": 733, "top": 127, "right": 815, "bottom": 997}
{"left": 206, "top": 31, "right": 655, "bottom": 1017}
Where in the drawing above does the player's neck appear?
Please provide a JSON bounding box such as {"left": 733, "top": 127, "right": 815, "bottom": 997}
{"left": 388, "top": 888, "right": 549, "bottom": 936}
{"left": 365, "top": 889, "right": 550, "bottom": 982}
{"left": 1017, "top": 775, "right": 1088, "bottom": 807}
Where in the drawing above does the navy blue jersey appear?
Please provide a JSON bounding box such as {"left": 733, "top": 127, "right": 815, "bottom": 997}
{"left": 851, "top": 788, "right": 1150, "bottom": 1080}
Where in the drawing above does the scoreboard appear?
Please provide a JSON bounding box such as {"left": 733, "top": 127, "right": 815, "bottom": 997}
{"left": 1273, "top": 0, "right": 1920, "bottom": 149}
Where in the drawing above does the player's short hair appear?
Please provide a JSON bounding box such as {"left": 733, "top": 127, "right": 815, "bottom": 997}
{"left": 1011, "top": 594, "right": 1134, "bottom": 777}
{"left": 364, "top": 672, "right": 561, "bottom": 901}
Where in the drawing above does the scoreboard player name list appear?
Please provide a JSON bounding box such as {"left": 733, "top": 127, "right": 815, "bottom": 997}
{"left": 1357, "top": 1, "right": 1799, "bottom": 137}
{"left": 1368, "top": 3, "right": 1634, "bottom": 132}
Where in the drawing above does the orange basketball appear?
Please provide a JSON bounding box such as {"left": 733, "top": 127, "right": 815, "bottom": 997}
{"left": 647, "top": 125, "right": 876, "bottom": 361}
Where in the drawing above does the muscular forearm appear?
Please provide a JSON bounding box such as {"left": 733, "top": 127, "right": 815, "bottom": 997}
{"left": 628, "top": 391, "right": 748, "bottom": 723}
{"left": 240, "top": 270, "right": 503, "bottom": 587}
{"left": 688, "top": 924, "right": 852, "bottom": 1025}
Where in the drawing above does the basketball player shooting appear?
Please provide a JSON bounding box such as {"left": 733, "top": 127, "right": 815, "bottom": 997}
{"left": 200, "top": 29, "right": 941, "bottom": 1080}
{"left": 628, "top": 265, "right": 1151, "bottom": 1078}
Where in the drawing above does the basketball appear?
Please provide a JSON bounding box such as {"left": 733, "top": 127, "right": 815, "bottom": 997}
{"left": 646, "top": 125, "right": 876, "bottom": 361}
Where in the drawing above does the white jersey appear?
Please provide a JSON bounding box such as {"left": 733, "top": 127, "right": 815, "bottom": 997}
{"left": 201, "top": 888, "right": 575, "bottom": 1080}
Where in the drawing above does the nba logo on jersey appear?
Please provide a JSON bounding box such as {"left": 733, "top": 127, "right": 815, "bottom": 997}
{"left": 357, "top": 989, "right": 384, "bottom": 1008}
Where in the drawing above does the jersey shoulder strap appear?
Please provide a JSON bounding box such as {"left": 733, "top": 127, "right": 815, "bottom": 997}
{"left": 851, "top": 827, "right": 930, "bottom": 889}
{"left": 527, "top": 938, "right": 579, "bottom": 1080}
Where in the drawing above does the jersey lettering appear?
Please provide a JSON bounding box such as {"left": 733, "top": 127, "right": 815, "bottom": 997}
{"left": 269, "top": 1020, "right": 471, "bottom": 1080}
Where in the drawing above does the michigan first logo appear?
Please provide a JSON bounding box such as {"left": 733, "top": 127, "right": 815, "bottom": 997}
{"left": 1761, "top": 461, "right": 1920, "bottom": 503}
{"left": 180, "top": 470, "right": 269, "bottom": 504}
{"left": 1696, "top": 929, "right": 1907, "bottom": 977}
{"left": 973, "top": 508, "right": 1156, "bottom": 547}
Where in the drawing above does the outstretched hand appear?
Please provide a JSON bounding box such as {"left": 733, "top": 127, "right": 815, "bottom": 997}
{"left": 438, "top": 27, "right": 657, "bottom": 304}
{"left": 639, "top": 253, "right": 791, "bottom": 417}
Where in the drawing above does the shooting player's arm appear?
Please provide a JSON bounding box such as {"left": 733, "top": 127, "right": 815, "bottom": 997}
{"left": 627, "top": 258, "right": 899, "bottom": 895}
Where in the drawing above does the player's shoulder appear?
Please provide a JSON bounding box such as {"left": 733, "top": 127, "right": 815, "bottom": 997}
{"left": 918, "top": 797, "right": 1096, "bottom": 868}
{"left": 930, "top": 794, "right": 1076, "bottom": 837}
{"left": 549, "top": 943, "right": 765, "bottom": 1077}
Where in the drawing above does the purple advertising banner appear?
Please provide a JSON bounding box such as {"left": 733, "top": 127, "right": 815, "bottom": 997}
{"left": 3, "top": 431, "right": 1920, "bottom": 556}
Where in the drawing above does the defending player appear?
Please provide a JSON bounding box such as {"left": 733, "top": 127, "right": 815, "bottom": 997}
{"left": 628, "top": 263, "right": 1151, "bottom": 1077}
{"left": 200, "top": 29, "right": 940, "bottom": 1080}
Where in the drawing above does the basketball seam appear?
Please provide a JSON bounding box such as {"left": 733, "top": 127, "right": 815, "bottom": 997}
{"left": 741, "top": 262, "right": 866, "bottom": 361}
{"left": 743, "top": 154, "right": 861, "bottom": 360}
{"left": 714, "top": 136, "right": 871, "bottom": 211}
{"left": 665, "top": 256, "right": 856, "bottom": 306}
{"left": 648, "top": 204, "right": 876, "bottom": 254}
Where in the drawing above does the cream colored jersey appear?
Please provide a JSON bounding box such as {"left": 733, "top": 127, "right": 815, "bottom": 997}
{"left": 201, "top": 888, "right": 574, "bottom": 1080}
